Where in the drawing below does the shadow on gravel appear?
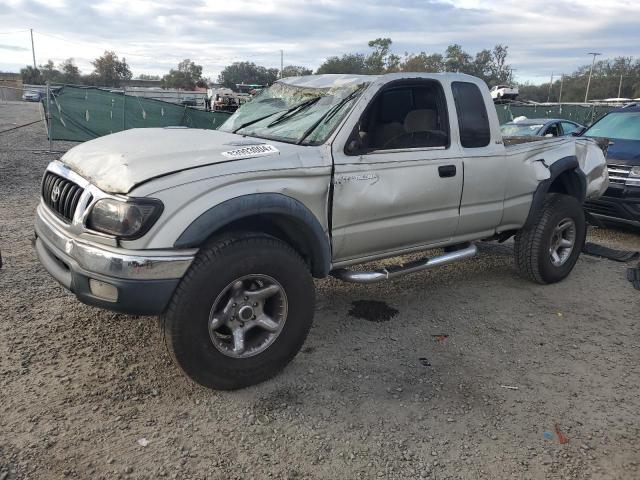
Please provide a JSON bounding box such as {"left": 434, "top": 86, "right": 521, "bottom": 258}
{"left": 348, "top": 299, "right": 399, "bottom": 322}
{"left": 252, "top": 386, "right": 301, "bottom": 415}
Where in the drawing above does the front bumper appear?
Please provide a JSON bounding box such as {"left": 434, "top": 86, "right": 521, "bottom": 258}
{"left": 584, "top": 184, "right": 640, "bottom": 228}
{"left": 34, "top": 204, "right": 195, "bottom": 315}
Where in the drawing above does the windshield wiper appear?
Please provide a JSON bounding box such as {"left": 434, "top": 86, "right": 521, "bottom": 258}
{"left": 231, "top": 96, "right": 323, "bottom": 134}
{"left": 296, "top": 85, "right": 365, "bottom": 145}
{"left": 232, "top": 109, "right": 287, "bottom": 133}
{"left": 266, "top": 96, "right": 323, "bottom": 128}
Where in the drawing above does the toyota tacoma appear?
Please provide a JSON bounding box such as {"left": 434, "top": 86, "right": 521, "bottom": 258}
{"left": 34, "top": 73, "right": 609, "bottom": 389}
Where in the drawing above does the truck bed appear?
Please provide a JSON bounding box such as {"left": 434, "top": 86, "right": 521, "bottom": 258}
{"left": 503, "top": 135, "right": 551, "bottom": 147}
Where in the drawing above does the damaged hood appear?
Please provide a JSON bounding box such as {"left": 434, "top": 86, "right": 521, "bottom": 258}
{"left": 604, "top": 138, "right": 640, "bottom": 165}
{"left": 60, "top": 128, "right": 291, "bottom": 193}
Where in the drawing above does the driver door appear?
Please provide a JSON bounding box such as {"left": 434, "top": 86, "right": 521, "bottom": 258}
{"left": 330, "top": 79, "right": 463, "bottom": 263}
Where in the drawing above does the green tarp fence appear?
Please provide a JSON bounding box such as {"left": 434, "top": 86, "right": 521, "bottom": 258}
{"left": 495, "top": 103, "right": 615, "bottom": 127}
{"left": 43, "top": 85, "right": 231, "bottom": 142}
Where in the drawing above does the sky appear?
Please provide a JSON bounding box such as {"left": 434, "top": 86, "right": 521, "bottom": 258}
{"left": 1, "top": 0, "right": 639, "bottom": 85}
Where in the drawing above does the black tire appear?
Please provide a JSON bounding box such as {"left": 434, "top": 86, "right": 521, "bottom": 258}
{"left": 162, "top": 233, "right": 315, "bottom": 390}
{"left": 514, "top": 193, "right": 586, "bottom": 284}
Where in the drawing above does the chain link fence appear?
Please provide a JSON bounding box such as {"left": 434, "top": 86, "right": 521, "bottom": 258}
{"left": 495, "top": 103, "right": 616, "bottom": 127}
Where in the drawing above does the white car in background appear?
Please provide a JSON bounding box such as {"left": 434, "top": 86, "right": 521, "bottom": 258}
{"left": 490, "top": 85, "right": 519, "bottom": 100}
{"left": 22, "top": 90, "right": 43, "bottom": 102}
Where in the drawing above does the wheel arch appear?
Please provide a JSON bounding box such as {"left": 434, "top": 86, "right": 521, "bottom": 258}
{"left": 174, "top": 193, "right": 331, "bottom": 278}
{"left": 523, "top": 156, "right": 587, "bottom": 230}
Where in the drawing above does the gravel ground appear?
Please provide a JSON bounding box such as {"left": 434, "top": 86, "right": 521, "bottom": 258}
{"left": 1, "top": 101, "right": 639, "bottom": 480}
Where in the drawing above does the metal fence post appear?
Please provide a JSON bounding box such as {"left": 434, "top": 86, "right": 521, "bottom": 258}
{"left": 46, "top": 81, "right": 52, "bottom": 152}
{"left": 122, "top": 86, "right": 126, "bottom": 132}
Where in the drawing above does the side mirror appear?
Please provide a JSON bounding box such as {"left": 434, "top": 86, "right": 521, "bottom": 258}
{"left": 572, "top": 126, "right": 586, "bottom": 136}
{"left": 544, "top": 133, "right": 554, "bottom": 138}
{"left": 345, "top": 138, "right": 361, "bottom": 154}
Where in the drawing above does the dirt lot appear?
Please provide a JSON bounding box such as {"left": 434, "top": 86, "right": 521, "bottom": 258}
{"left": 1, "top": 101, "right": 639, "bottom": 480}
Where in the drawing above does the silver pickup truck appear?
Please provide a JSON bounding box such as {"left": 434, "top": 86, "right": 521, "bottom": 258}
{"left": 34, "top": 73, "right": 608, "bottom": 389}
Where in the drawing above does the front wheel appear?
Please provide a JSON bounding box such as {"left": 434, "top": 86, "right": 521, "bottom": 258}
{"left": 162, "top": 233, "right": 315, "bottom": 390}
{"left": 514, "top": 193, "right": 586, "bottom": 284}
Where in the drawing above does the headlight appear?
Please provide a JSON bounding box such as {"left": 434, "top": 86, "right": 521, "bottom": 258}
{"left": 87, "top": 198, "right": 163, "bottom": 239}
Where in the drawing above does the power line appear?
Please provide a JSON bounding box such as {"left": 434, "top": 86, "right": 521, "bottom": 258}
{"left": 0, "top": 29, "right": 29, "bottom": 35}
{"left": 33, "top": 30, "right": 286, "bottom": 65}
{"left": 9, "top": 28, "right": 291, "bottom": 75}
{"left": 32, "top": 30, "right": 149, "bottom": 58}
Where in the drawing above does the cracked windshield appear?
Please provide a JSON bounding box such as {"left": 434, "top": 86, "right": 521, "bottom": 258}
{"left": 219, "top": 80, "right": 368, "bottom": 144}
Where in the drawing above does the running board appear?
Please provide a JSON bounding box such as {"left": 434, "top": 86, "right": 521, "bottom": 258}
{"left": 331, "top": 243, "right": 478, "bottom": 284}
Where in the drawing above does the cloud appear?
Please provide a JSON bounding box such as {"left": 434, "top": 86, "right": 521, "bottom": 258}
{"left": 0, "top": 0, "right": 638, "bottom": 83}
{"left": 0, "top": 44, "right": 29, "bottom": 51}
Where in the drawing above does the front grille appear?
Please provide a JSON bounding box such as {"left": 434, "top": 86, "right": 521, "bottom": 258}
{"left": 607, "top": 164, "right": 631, "bottom": 185}
{"left": 41, "top": 171, "right": 85, "bottom": 222}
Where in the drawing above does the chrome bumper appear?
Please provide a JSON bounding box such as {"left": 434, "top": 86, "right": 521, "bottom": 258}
{"left": 35, "top": 203, "right": 195, "bottom": 281}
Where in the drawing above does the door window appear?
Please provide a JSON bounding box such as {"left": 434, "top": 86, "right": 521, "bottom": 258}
{"left": 560, "top": 122, "right": 579, "bottom": 135}
{"left": 544, "top": 122, "right": 561, "bottom": 137}
{"left": 348, "top": 80, "right": 450, "bottom": 153}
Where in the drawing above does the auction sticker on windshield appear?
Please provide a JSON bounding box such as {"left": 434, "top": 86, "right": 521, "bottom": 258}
{"left": 221, "top": 144, "right": 279, "bottom": 159}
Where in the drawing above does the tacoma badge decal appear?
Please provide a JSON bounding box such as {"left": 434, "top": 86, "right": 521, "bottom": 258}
{"left": 221, "top": 144, "right": 279, "bottom": 159}
{"left": 333, "top": 173, "right": 379, "bottom": 185}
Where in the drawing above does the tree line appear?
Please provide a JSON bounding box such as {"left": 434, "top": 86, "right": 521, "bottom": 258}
{"left": 20, "top": 52, "right": 206, "bottom": 89}
{"left": 19, "top": 50, "right": 309, "bottom": 90}
{"left": 19, "top": 41, "right": 640, "bottom": 101}
{"left": 519, "top": 57, "right": 640, "bottom": 102}
{"left": 215, "top": 39, "right": 513, "bottom": 89}
{"left": 21, "top": 52, "right": 133, "bottom": 87}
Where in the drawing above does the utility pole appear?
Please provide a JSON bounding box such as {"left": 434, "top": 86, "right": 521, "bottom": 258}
{"left": 280, "top": 49, "right": 284, "bottom": 78}
{"left": 558, "top": 74, "right": 564, "bottom": 103}
{"left": 546, "top": 72, "right": 554, "bottom": 103}
{"left": 617, "top": 72, "right": 624, "bottom": 99}
{"left": 46, "top": 81, "right": 51, "bottom": 151}
{"left": 30, "top": 28, "right": 37, "bottom": 69}
{"left": 584, "top": 52, "right": 601, "bottom": 103}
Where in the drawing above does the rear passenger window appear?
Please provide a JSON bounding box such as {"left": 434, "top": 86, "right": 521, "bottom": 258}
{"left": 451, "top": 82, "right": 491, "bottom": 148}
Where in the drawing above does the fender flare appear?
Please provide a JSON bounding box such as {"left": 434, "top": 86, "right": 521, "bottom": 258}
{"left": 174, "top": 193, "right": 331, "bottom": 277}
{"left": 522, "top": 155, "right": 587, "bottom": 230}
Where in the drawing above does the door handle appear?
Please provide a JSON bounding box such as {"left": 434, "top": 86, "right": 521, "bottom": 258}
{"left": 438, "top": 165, "right": 456, "bottom": 178}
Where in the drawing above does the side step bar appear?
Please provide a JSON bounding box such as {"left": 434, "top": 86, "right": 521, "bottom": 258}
{"left": 331, "top": 243, "right": 478, "bottom": 284}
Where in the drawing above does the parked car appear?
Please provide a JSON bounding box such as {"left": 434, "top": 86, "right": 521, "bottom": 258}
{"left": 22, "top": 90, "right": 43, "bottom": 102}
{"left": 490, "top": 85, "right": 519, "bottom": 100}
{"left": 33, "top": 73, "right": 608, "bottom": 390}
{"left": 582, "top": 104, "right": 640, "bottom": 228}
{"left": 501, "top": 118, "right": 584, "bottom": 137}
{"left": 181, "top": 96, "right": 197, "bottom": 106}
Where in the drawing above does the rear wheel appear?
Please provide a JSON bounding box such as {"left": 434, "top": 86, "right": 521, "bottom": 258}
{"left": 514, "top": 193, "right": 586, "bottom": 284}
{"left": 162, "top": 233, "right": 315, "bottom": 390}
